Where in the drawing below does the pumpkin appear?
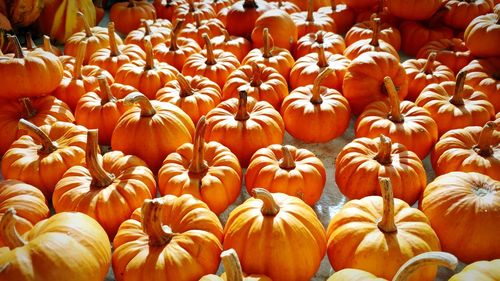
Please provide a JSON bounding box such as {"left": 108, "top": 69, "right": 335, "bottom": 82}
{"left": 200, "top": 249, "right": 272, "bottom": 280}
{"left": 355, "top": 77, "right": 438, "bottom": 159}
{"left": 343, "top": 0, "right": 378, "bottom": 10}
{"left": 172, "top": 0, "right": 217, "bottom": 24}
{"left": 205, "top": 90, "right": 285, "bottom": 167}
{"left": 420, "top": 172, "right": 499, "bottom": 263}
{"left": 287, "top": 0, "right": 330, "bottom": 10}
{"left": 449, "top": 259, "right": 500, "bottom": 281}
{"left": 317, "top": 2, "right": 355, "bottom": 34}
{"left": 0, "top": 210, "right": 111, "bottom": 281}
{"left": 156, "top": 74, "right": 222, "bottom": 124}
{"left": 242, "top": 28, "right": 295, "bottom": 80}
{"left": 290, "top": 45, "right": 350, "bottom": 91}
{"left": 443, "top": 0, "right": 495, "bottom": 30}
{"left": 115, "top": 38, "right": 179, "bottom": 100}
{"left": 402, "top": 52, "right": 455, "bottom": 101}
{"left": 40, "top": 35, "right": 62, "bottom": 56}
{"left": 111, "top": 92, "right": 195, "bottom": 173}
{"left": 0, "top": 36, "right": 63, "bottom": 100}
{"left": 124, "top": 20, "right": 170, "bottom": 50}
{"left": 144, "top": 14, "right": 173, "bottom": 29}
{"left": 109, "top": 0, "right": 156, "bottom": 35}
{"left": 52, "top": 129, "right": 156, "bottom": 239}
{"left": 153, "top": 19, "right": 202, "bottom": 72}
{"left": 158, "top": 117, "right": 242, "bottom": 215}
{"left": 246, "top": 144, "right": 326, "bottom": 205}
{"left": 345, "top": 16, "right": 401, "bottom": 51}
{"left": 291, "top": 0, "right": 336, "bottom": 39}
{"left": 6, "top": 0, "right": 43, "bottom": 27}
{"left": 112, "top": 196, "right": 223, "bottom": 281}
{"left": 268, "top": 0, "right": 301, "bottom": 14}
{"left": 211, "top": 29, "right": 252, "bottom": 62}
{"left": 182, "top": 34, "right": 240, "bottom": 89}
{"left": 416, "top": 38, "right": 473, "bottom": 75}
{"left": 204, "top": 0, "right": 233, "bottom": 13}
{"left": 432, "top": 121, "right": 499, "bottom": 180}
{"left": 223, "top": 188, "right": 326, "bottom": 281}
{"left": 0, "top": 12, "right": 11, "bottom": 53}
{"left": 294, "top": 30, "right": 346, "bottom": 58}
{"left": 222, "top": 62, "right": 288, "bottom": 110}
{"left": 462, "top": 58, "right": 500, "bottom": 112}
{"left": 153, "top": 0, "right": 186, "bottom": 20}
{"left": 416, "top": 71, "right": 495, "bottom": 136}
{"left": 178, "top": 15, "right": 226, "bottom": 47}
{"left": 0, "top": 96, "right": 74, "bottom": 155}
{"left": 225, "top": 0, "right": 271, "bottom": 38}
{"left": 327, "top": 177, "right": 441, "bottom": 281}
{"left": 89, "top": 22, "right": 146, "bottom": 76}
{"left": 399, "top": 16, "right": 454, "bottom": 56}
{"left": 386, "top": 0, "right": 442, "bottom": 20}
{"left": 336, "top": 135, "right": 426, "bottom": 205}
{"left": 0, "top": 180, "right": 49, "bottom": 247}
{"left": 342, "top": 51, "right": 408, "bottom": 115}
{"left": 281, "top": 68, "right": 351, "bottom": 143}
{"left": 356, "top": 0, "right": 400, "bottom": 27}
{"left": 464, "top": 11, "right": 500, "bottom": 57}
{"left": 251, "top": 8, "right": 298, "bottom": 51}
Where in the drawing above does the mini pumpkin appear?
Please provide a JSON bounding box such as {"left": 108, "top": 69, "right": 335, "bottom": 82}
{"left": 464, "top": 11, "right": 500, "bottom": 57}
{"left": 268, "top": 0, "right": 301, "bottom": 14}
{"left": 449, "top": 259, "right": 500, "bottom": 281}
{"left": 211, "top": 29, "right": 252, "bottom": 62}
{"left": 386, "top": 0, "right": 442, "bottom": 20}
{"left": 462, "top": 58, "right": 500, "bottom": 112}
{"left": 124, "top": 20, "right": 170, "bottom": 50}
{"left": 225, "top": 0, "right": 271, "bottom": 38}
{"left": 154, "top": 0, "right": 186, "bottom": 20}
{"left": 317, "top": 2, "right": 355, "bottom": 34}
{"left": 178, "top": 14, "right": 226, "bottom": 47}
{"left": 416, "top": 38, "right": 473, "bottom": 75}
{"left": 345, "top": 15, "right": 401, "bottom": 51}
{"left": 109, "top": 0, "right": 156, "bottom": 34}
{"left": 399, "top": 16, "right": 454, "bottom": 57}
{"left": 172, "top": 0, "right": 216, "bottom": 24}
{"left": 443, "top": 0, "right": 495, "bottom": 30}
{"left": 294, "top": 30, "right": 346, "bottom": 59}
{"left": 290, "top": 0, "right": 336, "bottom": 38}
{"left": 251, "top": 8, "right": 298, "bottom": 50}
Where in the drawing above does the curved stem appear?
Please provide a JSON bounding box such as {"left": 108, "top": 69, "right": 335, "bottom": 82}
{"left": 42, "top": 35, "right": 55, "bottom": 54}
{"left": 235, "top": 90, "right": 250, "bottom": 121}
{"left": 86, "top": 130, "right": 115, "bottom": 188}
{"left": 203, "top": 33, "right": 216, "bottom": 65}
{"left": 317, "top": 44, "right": 328, "bottom": 67}
{"left": 377, "top": 177, "right": 397, "bottom": 233}
{"left": 169, "top": 19, "right": 184, "bottom": 51}
{"left": 189, "top": 116, "right": 209, "bottom": 174}
{"left": 262, "top": 28, "right": 273, "bottom": 58}
{"left": 250, "top": 62, "right": 262, "bottom": 86}
{"left": 279, "top": 145, "right": 296, "bottom": 170}
{"left": 144, "top": 38, "right": 155, "bottom": 70}
{"left": 384, "top": 76, "right": 404, "bottom": 123}
{"left": 25, "top": 32, "right": 36, "bottom": 51}
{"left": 124, "top": 92, "right": 157, "bottom": 117}
{"left": 0, "top": 208, "right": 27, "bottom": 250}
{"left": 18, "top": 119, "right": 58, "bottom": 154}
{"left": 222, "top": 29, "right": 231, "bottom": 42}
{"left": 450, "top": 71, "right": 466, "bottom": 106}
{"left": 77, "top": 12, "right": 93, "bottom": 38}
{"left": 421, "top": 52, "right": 437, "bottom": 74}
{"left": 21, "top": 98, "right": 37, "bottom": 118}
{"left": 142, "top": 20, "right": 152, "bottom": 36}
{"left": 108, "top": 22, "right": 121, "bottom": 56}
{"left": 316, "top": 31, "right": 324, "bottom": 44}
{"left": 142, "top": 198, "right": 175, "bottom": 247}
{"left": 392, "top": 252, "right": 458, "bottom": 281}
{"left": 8, "top": 35, "right": 24, "bottom": 59}
{"left": 375, "top": 135, "right": 392, "bottom": 165}
{"left": 476, "top": 121, "right": 497, "bottom": 157}
{"left": 252, "top": 188, "right": 280, "bottom": 216}
{"left": 243, "top": 0, "right": 258, "bottom": 8}
{"left": 177, "top": 74, "right": 194, "bottom": 97}
{"left": 370, "top": 18, "right": 381, "bottom": 47}
{"left": 221, "top": 249, "right": 244, "bottom": 281}
{"left": 98, "top": 76, "right": 116, "bottom": 104}
{"left": 306, "top": 0, "right": 314, "bottom": 22}
{"left": 73, "top": 41, "right": 87, "bottom": 80}
{"left": 310, "top": 67, "right": 333, "bottom": 104}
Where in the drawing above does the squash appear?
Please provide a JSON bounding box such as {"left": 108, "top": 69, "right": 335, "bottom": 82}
{"left": 449, "top": 259, "right": 500, "bottom": 281}
{"left": 172, "top": 0, "right": 216, "bottom": 24}
{"left": 399, "top": 15, "right": 454, "bottom": 56}
{"left": 211, "top": 30, "right": 252, "bottom": 62}
{"left": 200, "top": 249, "right": 272, "bottom": 280}
{"left": 5, "top": 0, "right": 43, "bottom": 27}
{"left": 154, "top": 0, "right": 186, "bottom": 20}
{"left": 178, "top": 15, "right": 225, "bottom": 47}
{"left": 124, "top": 20, "right": 171, "bottom": 50}
{"left": 416, "top": 38, "right": 473, "bottom": 75}
{"left": 268, "top": 0, "right": 301, "bottom": 14}
{"left": 462, "top": 58, "right": 500, "bottom": 112}
{"left": 294, "top": 30, "right": 345, "bottom": 59}
{"left": 345, "top": 16, "right": 401, "bottom": 51}
{"left": 204, "top": 0, "right": 233, "bottom": 13}
{"left": 464, "top": 11, "right": 500, "bottom": 57}
{"left": 343, "top": 0, "right": 378, "bottom": 10}
{"left": 109, "top": 0, "right": 156, "bottom": 35}
{"left": 251, "top": 8, "right": 298, "bottom": 50}
{"left": 317, "top": 2, "right": 355, "bottom": 34}
{"left": 386, "top": 0, "right": 442, "bottom": 20}
{"left": 225, "top": 0, "right": 271, "bottom": 38}
{"left": 443, "top": 0, "right": 495, "bottom": 30}
{"left": 290, "top": 0, "right": 336, "bottom": 38}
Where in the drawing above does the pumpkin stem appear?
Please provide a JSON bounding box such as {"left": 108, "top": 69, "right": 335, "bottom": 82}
{"left": 144, "top": 37, "right": 156, "bottom": 70}
{"left": 235, "top": 90, "right": 250, "bottom": 121}
{"left": 194, "top": 12, "right": 202, "bottom": 28}
{"left": 243, "top": 0, "right": 258, "bottom": 8}
{"left": 170, "top": 19, "right": 184, "bottom": 51}
{"left": 421, "top": 52, "right": 437, "bottom": 74}
{"left": 189, "top": 116, "right": 209, "bottom": 174}
{"left": 0, "top": 208, "right": 27, "bottom": 249}
{"left": 316, "top": 31, "right": 324, "bottom": 44}
{"left": 392, "top": 252, "right": 458, "bottom": 281}
{"left": 142, "top": 20, "right": 152, "bottom": 36}
{"left": 279, "top": 145, "right": 296, "bottom": 170}
{"left": 77, "top": 12, "right": 93, "bottom": 38}
{"left": 377, "top": 177, "right": 397, "bottom": 233}
{"left": 383, "top": 76, "right": 404, "bottom": 123}
{"left": 21, "top": 98, "right": 37, "bottom": 119}
{"left": 142, "top": 198, "right": 175, "bottom": 247}
{"left": 18, "top": 119, "right": 58, "bottom": 154}
{"left": 25, "top": 32, "right": 36, "bottom": 51}
{"left": 311, "top": 67, "right": 333, "bottom": 104}
{"left": 188, "top": 0, "right": 196, "bottom": 12}
{"left": 306, "top": 0, "right": 314, "bottom": 22}
{"left": 253, "top": 188, "right": 280, "bottom": 216}
{"left": 222, "top": 29, "right": 231, "bottom": 42}
{"left": 73, "top": 40, "right": 87, "bottom": 80}
{"left": 370, "top": 18, "right": 381, "bottom": 47}
{"left": 177, "top": 74, "right": 194, "bottom": 97}
{"left": 42, "top": 35, "right": 56, "bottom": 54}
{"left": 262, "top": 28, "right": 273, "bottom": 58}
{"left": 221, "top": 249, "right": 245, "bottom": 281}
{"left": 108, "top": 22, "right": 121, "bottom": 56}
{"left": 375, "top": 135, "right": 392, "bottom": 165}
{"left": 250, "top": 62, "right": 262, "bottom": 86}
{"left": 450, "top": 71, "right": 466, "bottom": 106}
{"left": 86, "top": 130, "right": 115, "bottom": 188}
{"left": 128, "top": 0, "right": 137, "bottom": 8}
{"left": 124, "top": 92, "right": 157, "bottom": 117}
{"left": 203, "top": 33, "right": 217, "bottom": 65}
{"left": 98, "top": 76, "right": 116, "bottom": 104}
{"left": 475, "top": 121, "right": 497, "bottom": 157}
{"left": 8, "top": 35, "right": 24, "bottom": 59}
{"left": 317, "top": 44, "right": 328, "bottom": 68}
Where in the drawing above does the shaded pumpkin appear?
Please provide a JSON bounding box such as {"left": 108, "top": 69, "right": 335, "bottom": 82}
{"left": 462, "top": 58, "right": 500, "bottom": 112}
{"left": 153, "top": 0, "right": 186, "bottom": 20}
{"left": 345, "top": 15, "right": 401, "bottom": 51}
{"left": 251, "top": 8, "right": 298, "bottom": 50}
{"left": 294, "top": 30, "right": 346, "bottom": 58}
{"left": 290, "top": 0, "right": 337, "bottom": 39}
{"left": 464, "top": 10, "right": 500, "bottom": 57}
{"left": 225, "top": 0, "right": 271, "bottom": 38}
{"left": 399, "top": 15, "right": 454, "bottom": 56}
{"left": 416, "top": 38, "right": 473, "bottom": 75}
{"left": 386, "top": 0, "right": 442, "bottom": 20}
{"left": 443, "top": 0, "right": 495, "bottom": 30}
{"left": 317, "top": 2, "right": 355, "bottom": 34}
{"left": 211, "top": 29, "right": 252, "bottom": 62}
{"left": 109, "top": 0, "right": 156, "bottom": 34}
{"left": 178, "top": 15, "right": 225, "bottom": 47}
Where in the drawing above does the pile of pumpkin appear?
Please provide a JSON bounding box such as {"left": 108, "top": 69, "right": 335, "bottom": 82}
{"left": 0, "top": 0, "right": 499, "bottom": 280}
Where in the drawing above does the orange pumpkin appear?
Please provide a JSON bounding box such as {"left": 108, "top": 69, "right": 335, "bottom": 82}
{"left": 172, "top": 0, "right": 216, "bottom": 24}
{"left": 246, "top": 144, "right": 326, "bottom": 205}
{"left": 268, "top": 0, "right": 301, "bottom": 14}
{"left": 335, "top": 135, "right": 426, "bottom": 205}
{"left": 5, "top": 0, "right": 41, "bottom": 27}
{"left": 109, "top": 0, "right": 156, "bottom": 35}
{"left": 145, "top": 13, "right": 174, "bottom": 28}
{"left": 345, "top": 15, "right": 401, "bottom": 51}
{"left": 251, "top": 8, "right": 298, "bottom": 50}
{"left": 205, "top": 90, "right": 285, "bottom": 167}
{"left": 154, "top": 0, "right": 186, "bottom": 20}
{"left": 317, "top": 2, "right": 355, "bottom": 34}
{"left": 465, "top": 11, "right": 500, "bottom": 57}
{"left": 416, "top": 71, "right": 495, "bottom": 136}
{"left": 294, "top": 30, "right": 346, "bottom": 58}
{"left": 178, "top": 15, "right": 225, "bottom": 47}
{"left": 356, "top": 0, "right": 400, "bottom": 27}
{"left": 200, "top": 249, "right": 273, "bottom": 280}
{"left": 223, "top": 188, "right": 327, "bottom": 281}
{"left": 112, "top": 196, "right": 223, "bottom": 281}
{"left": 156, "top": 74, "right": 222, "bottom": 124}
{"left": 431, "top": 121, "right": 499, "bottom": 180}
{"left": 462, "top": 58, "right": 500, "bottom": 112}
{"left": 111, "top": 93, "right": 195, "bottom": 173}
{"left": 124, "top": 20, "right": 170, "bottom": 50}
{"left": 281, "top": 68, "right": 351, "bottom": 143}
{"left": 158, "top": 117, "right": 242, "bottom": 215}
{"left": 225, "top": 0, "right": 271, "bottom": 38}
{"left": 386, "top": 0, "right": 442, "bottom": 20}
{"left": 420, "top": 172, "right": 499, "bottom": 263}
{"left": 291, "top": 0, "right": 336, "bottom": 38}
{"left": 416, "top": 38, "right": 473, "bottom": 75}
{"left": 204, "top": 0, "right": 233, "bottom": 13}
{"left": 287, "top": 0, "right": 330, "bottom": 10}
{"left": 400, "top": 17, "right": 454, "bottom": 57}
{"left": 211, "top": 29, "right": 252, "bottom": 62}
{"left": 443, "top": 0, "right": 495, "bottom": 30}
{"left": 1, "top": 120, "right": 87, "bottom": 199}
{"left": 327, "top": 177, "right": 441, "bottom": 281}
{"left": 343, "top": 0, "right": 378, "bottom": 10}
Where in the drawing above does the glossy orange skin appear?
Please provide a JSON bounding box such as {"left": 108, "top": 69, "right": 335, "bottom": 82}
{"left": 443, "top": 0, "right": 495, "bottom": 30}
{"left": 245, "top": 144, "right": 326, "bottom": 205}
{"left": 223, "top": 192, "right": 327, "bottom": 281}
{"left": 109, "top": 0, "right": 155, "bottom": 34}
{"left": 420, "top": 172, "right": 500, "bottom": 263}
{"left": 403, "top": 58, "right": 455, "bottom": 101}
{"left": 343, "top": 0, "right": 378, "bottom": 10}
{"left": 156, "top": 75, "right": 222, "bottom": 124}
{"left": 268, "top": 0, "right": 301, "bottom": 14}
{"left": 153, "top": 37, "right": 202, "bottom": 72}
{"left": 291, "top": 10, "right": 337, "bottom": 39}
{"left": 112, "top": 194, "right": 224, "bottom": 281}
{"left": 125, "top": 25, "right": 171, "bottom": 50}
{"left": 343, "top": 38, "right": 399, "bottom": 61}
{"left": 242, "top": 46, "right": 295, "bottom": 80}
{"left": 335, "top": 137, "right": 426, "bottom": 205}
{"left": 225, "top": 0, "right": 271, "bottom": 38}
{"left": 64, "top": 26, "right": 122, "bottom": 64}
{"left": 417, "top": 38, "right": 473, "bottom": 75}
{"left": 342, "top": 51, "right": 408, "bottom": 115}
{"left": 153, "top": 0, "right": 186, "bottom": 20}
{"left": 400, "top": 20, "right": 454, "bottom": 56}
{"left": 387, "top": 0, "right": 442, "bottom": 20}
{"left": 205, "top": 96, "right": 285, "bottom": 167}
{"left": 345, "top": 20, "right": 401, "bottom": 51}
{"left": 251, "top": 9, "right": 298, "bottom": 51}
{"left": 0, "top": 180, "right": 49, "bottom": 247}
{"left": 294, "top": 31, "right": 346, "bottom": 58}
{"left": 287, "top": 0, "right": 330, "bottom": 10}
{"left": 179, "top": 18, "right": 225, "bottom": 47}
{"left": 172, "top": 1, "right": 216, "bottom": 24}
{"left": 211, "top": 33, "right": 252, "bottom": 62}
{"left": 1, "top": 122, "right": 87, "bottom": 199}
{"left": 317, "top": 4, "right": 355, "bottom": 34}
{"left": 462, "top": 58, "right": 500, "bottom": 112}
{"left": 223, "top": 63, "right": 288, "bottom": 110}
{"left": 465, "top": 12, "right": 500, "bottom": 57}
{"left": 89, "top": 44, "right": 146, "bottom": 76}
{"left": 416, "top": 81, "right": 495, "bottom": 136}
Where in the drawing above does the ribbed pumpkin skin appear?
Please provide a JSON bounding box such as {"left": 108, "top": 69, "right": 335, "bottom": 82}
{"left": 462, "top": 58, "right": 500, "bottom": 112}
{"left": 402, "top": 58, "right": 455, "bottom": 101}
{"left": 327, "top": 269, "right": 385, "bottom": 281}
{"left": 387, "top": 0, "right": 442, "bottom": 20}
{"left": 464, "top": 11, "right": 500, "bottom": 57}
{"left": 449, "top": 259, "right": 500, "bottom": 281}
